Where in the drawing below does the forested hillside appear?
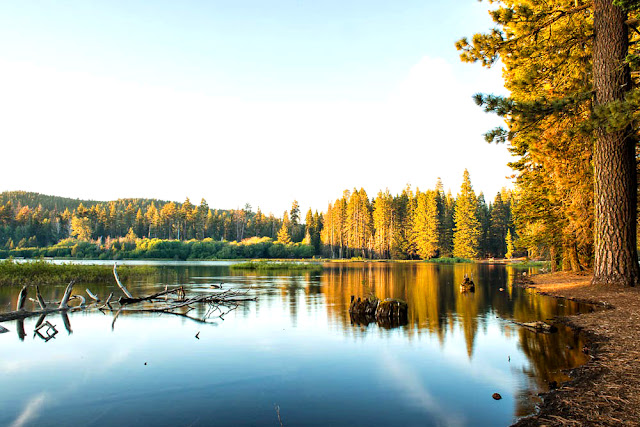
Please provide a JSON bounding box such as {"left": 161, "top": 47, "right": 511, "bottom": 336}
{"left": 0, "top": 171, "right": 519, "bottom": 260}
{"left": 0, "top": 191, "right": 101, "bottom": 212}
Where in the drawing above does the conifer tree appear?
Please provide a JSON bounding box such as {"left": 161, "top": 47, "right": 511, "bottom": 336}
{"left": 195, "top": 199, "right": 209, "bottom": 239}
{"left": 135, "top": 208, "right": 146, "bottom": 238}
{"left": 287, "top": 200, "right": 302, "bottom": 242}
{"left": 489, "top": 192, "right": 511, "bottom": 257}
{"left": 276, "top": 211, "right": 292, "bottom": 245}
{"left": 412, "top": 190, "right": 440, "bottom": 259}
{"left": 505, "top": 229, "right": 514, "bottom": 259}
{"left": 476, "top": 193, "right": 491, "bottom": 258}
{"left": 458, "top": 0, "right": 640, "bottom": 285}
{"left": 453, "top": 170, "right": 481, "bottom": 259}
{"left": 373, "top": 190, "right": 394, "bottom": 259}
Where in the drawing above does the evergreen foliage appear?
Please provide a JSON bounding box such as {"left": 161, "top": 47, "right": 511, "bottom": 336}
{"left": 2, "top": 176, "right": 520, "bottom": 262}
{"left": 457, "top": 0, "right": 640, "bottom": 281}
{"left": 453, "top": 170, "right": 481, "bottom": 259}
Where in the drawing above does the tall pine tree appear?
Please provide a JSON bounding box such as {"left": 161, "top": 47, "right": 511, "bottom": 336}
{"left": 453, "top": 170, "right": 481, "bottom": 259}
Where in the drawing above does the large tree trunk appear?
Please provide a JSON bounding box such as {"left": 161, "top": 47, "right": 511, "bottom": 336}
{"left": 592, "top": 0, "right": 639, "bottom": 286}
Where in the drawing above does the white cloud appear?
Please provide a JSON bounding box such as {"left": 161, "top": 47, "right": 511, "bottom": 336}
{"left": 380, "top": 351, "right": 465, "bottom": 427}
{"left": 0, "top": 56, "right": 511, "bottom": 213}
{"left": 10, "top": 393, "right": 48, "bottom": 427}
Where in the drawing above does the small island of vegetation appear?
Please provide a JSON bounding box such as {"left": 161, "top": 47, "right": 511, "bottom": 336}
{"left": 0, "top": 259, "right": 154, "bottom": 287}
{"left": 230, "top": 261, "right": 323, "bottom": 272}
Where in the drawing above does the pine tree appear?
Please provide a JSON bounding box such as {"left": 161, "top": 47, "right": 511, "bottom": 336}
{"left": 412, "top": 190, "right": 440, "bottom": 259}
{"left": 71, "top": 216, "right": 92, "bottom": 241}
{"left": 505, "top": 229, "right": 514, "bottom": 259}
{"left": 195, "top": 199, "right": 209, "bottom": 239}
{"left": 458, "top": 0, "right": 640, "bottom": 285}
{"left": 373, "top": 190, "right": 394, "bottom": 259}
{"left": 476, "top": 193, "right": 491, "bottom": 258}
{"left": 438, "top": 189, "right": 455, "bottom": 258}
{"left": 289, "top": 200, "right": 301, "bottom": 242}
{"left": 453, "top": 170, "right": 481, "bottom": 259}
{"left": 276, "top": 221, "right": 292, "bottom": 245}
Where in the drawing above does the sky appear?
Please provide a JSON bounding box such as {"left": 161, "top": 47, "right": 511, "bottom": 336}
{"left": 0, "top": 0, "right": 512, "bottom": 215}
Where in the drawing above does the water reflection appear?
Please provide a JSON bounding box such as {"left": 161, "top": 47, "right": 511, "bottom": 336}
{"left": 0, "top": 262, "right": 589, "bottom": 426}
{"left": 319, "top": 262, "right": 588, "bottom": 416}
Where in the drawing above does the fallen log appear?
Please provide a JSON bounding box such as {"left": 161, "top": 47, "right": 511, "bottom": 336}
{"left": 17, "top": 286, "right": 28, "bottom": 311}
{"left": 515, "top": 321, "right": 558, "bottom": 333}
{"left": 0, "top": 282, "right": 85, "bottom": 322}
{"left": 59, "top": 281, "right": 75, "bottom": 309}
{"left": 86, "top": 288, "right": 101, "bottom": 302}
{"left": 118, "top": 287, "right": 183, "bottom": 305}
{"left": 0, "top": 268, "right": 256, "bottom": 328}
{"left": 36, "top": 286, "right": 47, "bottom": 309}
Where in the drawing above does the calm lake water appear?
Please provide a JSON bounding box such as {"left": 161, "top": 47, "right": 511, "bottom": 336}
{"left": 0, "top": 261, "right": 588, "bottom": 426}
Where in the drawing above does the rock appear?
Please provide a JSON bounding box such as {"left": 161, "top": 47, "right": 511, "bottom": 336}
{"left": 492, "top": 393, "right": 502, "bottom": 400}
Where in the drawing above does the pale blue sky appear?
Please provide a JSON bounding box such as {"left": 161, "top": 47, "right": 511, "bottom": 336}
{"left": 0, "top": 1, "right": 511, "bottom": 213}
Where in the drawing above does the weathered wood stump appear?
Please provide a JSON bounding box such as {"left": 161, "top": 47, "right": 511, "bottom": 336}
{"left": 349, "top": 296, "right": 408, "bottom": 328}
{"left": 460, "top": 274, "right": 475, "bottom": 292}
{"left": 375, "top": 299, "right": 408, "bottom": 321}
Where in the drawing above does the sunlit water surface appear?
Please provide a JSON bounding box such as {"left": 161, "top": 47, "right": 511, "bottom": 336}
{"left": 0, "top": 262, "right": 589, "bottom": 426}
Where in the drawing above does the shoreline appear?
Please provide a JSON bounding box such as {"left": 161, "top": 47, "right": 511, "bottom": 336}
{"left": 513, "top": 271, "right": 640, "bottom": 426}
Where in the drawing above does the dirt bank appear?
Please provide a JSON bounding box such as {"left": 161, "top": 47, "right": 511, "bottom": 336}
{"left": 514, "top": 272, "right": 640, "bottom": 426}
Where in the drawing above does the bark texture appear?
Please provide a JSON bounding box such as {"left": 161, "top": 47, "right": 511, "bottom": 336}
{"left": 592, "top": 0, "right": 640, "bottom": 286}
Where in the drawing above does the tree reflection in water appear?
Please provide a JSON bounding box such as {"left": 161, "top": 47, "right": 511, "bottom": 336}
{"left": 319, "top": 262, "right": 588, "bottom": 416}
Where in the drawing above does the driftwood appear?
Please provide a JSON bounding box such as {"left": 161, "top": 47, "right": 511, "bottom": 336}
{"left": 102, "top": 292, "right": 114, "bottom": 308}
{"left": 86, "top": 288, "right": 101, "bottom": 302}
{"left": 118, "top": 287, "right": 182, "bottom": 305}
{"left": 0, "top": 263, "right": 256, "bottom": 332}
{"left": 59, "top": 281, "right": 75, "bottom": 309}
{"left": 113, "top": 263, "right": 134, "bottom": 299}
{"left": 0, "top": 281, "right": 83, "bottom": 322}
{"left": 36, "top": 286, "right": 47, "bottom": 309}
{"left": 515, "top": 321, "right": 558, "bottom": 333}
{"left": 17, "top": 286, "right": 28, "bottom": 311}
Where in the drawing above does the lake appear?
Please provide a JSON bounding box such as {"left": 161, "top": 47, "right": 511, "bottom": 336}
{"left": 0, "top": 261, "right": 588, "bottom": 426}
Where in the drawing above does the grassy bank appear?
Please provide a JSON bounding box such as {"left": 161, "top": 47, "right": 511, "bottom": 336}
{"left": 230, "top": 261, "right": 323, "bottom": 272}
{"left": 510, "top": 260, "right": 550, "bottom": 268}
{"left": 423, "top": 257, "right": 473, "bottom": 264}
{"left": 0, "top": 259, "right": 155, "bottom": 286}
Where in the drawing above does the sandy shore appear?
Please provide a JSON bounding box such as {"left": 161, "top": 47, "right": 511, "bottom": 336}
{"left": 514, "top": 272, "right": 640, "bottom": 426}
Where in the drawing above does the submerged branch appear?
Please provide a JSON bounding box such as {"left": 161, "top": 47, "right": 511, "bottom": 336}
{"left": 113, "top": 263, "right": 134, "bottom": 299}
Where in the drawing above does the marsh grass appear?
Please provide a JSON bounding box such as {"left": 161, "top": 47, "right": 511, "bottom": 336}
{"left": 423, "top": 257, "right": 473, "bottom": 264}
{"left": 0, "top": 259, "right": 155, "bottom": 286}
{"left": 230, "top": 261, "right": 323, "bottom": 272}
{"left": 511, "top": 260, "right": 550, "bottom": 268}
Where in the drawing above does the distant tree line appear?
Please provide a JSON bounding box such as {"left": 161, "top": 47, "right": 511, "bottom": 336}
{"left": 320, "top": 170, "right": 515, "bottom": 260}
{"left": 0, "top": 174, "right": 518, "bottom": 261}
